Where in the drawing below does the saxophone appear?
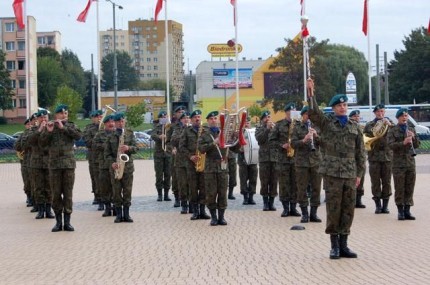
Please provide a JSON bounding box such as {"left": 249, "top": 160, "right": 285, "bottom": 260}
{"left": 195, "top": 123, "right": 206, "bottom": 172}
{"left": 287, "top": 119, "right": 296, "bottom": 157}
{"left": 114, "top": 128, "right": 130, "bottom": 180}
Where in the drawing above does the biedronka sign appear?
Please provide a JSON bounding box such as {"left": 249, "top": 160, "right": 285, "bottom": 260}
{"left": 207, "top": 44, "right": 243, "bottom": 58}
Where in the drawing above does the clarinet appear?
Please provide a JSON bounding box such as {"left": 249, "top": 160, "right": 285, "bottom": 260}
{"left": 307, "top": 120, "right": 316, "bottom": 152}
{"left": 405, "top": 124, "right": 417, "bottom": 157}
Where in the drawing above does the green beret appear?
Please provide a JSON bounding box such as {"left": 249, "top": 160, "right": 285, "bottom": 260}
{"left": 174, "top": 106, "right": 186, "bottom": 113}
{"left": 179, "top": 112, "right": 190, "bottom": 120}
{"left": 260, "top": 110, "right": 270, "bottom": 120}
{"left": 36, "top": 109, "right": 48, "bottom": 117}
{"left": 54, "top": 104, "right": 68, "bottom": 114}
{"left": 373, "top": 104, "right": 385, "bottom": 112}
{"left": 158, "top": 110, "right": 167, "bottom": 118}
{"left": 31, "top": 112, "right": 38, "bottom": 119}
{"left": 284, "top": 102, "right": 296, "bottom": 112}
{"left": 349, "top": 110, "right": 360, "bottom": 117}
{"left": 300, "top": 106, "right": 309, "bottom": 115}
{"left": 102, "top": 114, "right": 114, "bottom": 123}
{"left": 396, "top": 108, "right": 408, "bottom": 118}
{"left": 91, "top": 110, "right": 103, "bottom": 117}
{"left": 329, "top": 94, "right": 348, "bottom": 107}
{"left": 24, "top": 118, "right": 31, "bottom": 125}
{"left": 190, "top": 109, "right": 202, "bottom": 118}
{"left": 206, "top": 111, "right": 219, "bottom": 119}
{"left": 113, "top": 112, "right": 125, "bottom": 121}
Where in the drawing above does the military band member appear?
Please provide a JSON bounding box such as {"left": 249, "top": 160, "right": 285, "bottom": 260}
{"left": 291, "top": 106, "right": 322, "bottom": 223}
{"left": 387, "top": 108, "right": 420, "bottom": 221}
{"left": 237, "top": 117, "right": 257, "bottom": 205}
{"left": 227, "top": 147, "right": 238, "bottom": 200}
{"left": 349, "top": 110, "right": 366, "bottom": 208}
{"left": 151, "top": 111, "right": 172, "bottom": 202}
{"left": 40, "top": 104, "right": 82, "bottom": 232}
{"left": 255, "top": 111, "right": 278, "bottom": 211}
{"left": 363, "top": 104, "right": 394, "bottom": 214}
{"left": 308, "top": 81, "right": 365, "bottom": 259}
{"left": 105, "top": 113, "right": 138, "bottom": 223}
{"left": 83, "top": 110, "right": 103, "bottom": 209}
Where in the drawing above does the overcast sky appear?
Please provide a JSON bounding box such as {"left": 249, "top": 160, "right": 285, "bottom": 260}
{"left": 1, "top": 0, "right": 428, "bottom": 73}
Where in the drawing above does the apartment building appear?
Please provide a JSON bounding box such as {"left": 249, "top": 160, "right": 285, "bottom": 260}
{"left": 37, "top": 31, "right": 61, "bottom": 53}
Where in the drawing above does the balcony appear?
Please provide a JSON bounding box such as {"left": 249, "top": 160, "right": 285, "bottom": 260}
{"left": 17, "top": 69, "right": 26, "bottom": 77}
{"left": 16, "top": 30, "right": 25, "bottom": 39}
{"left": 16, "top": 50, "right": 25, "bottom": 58}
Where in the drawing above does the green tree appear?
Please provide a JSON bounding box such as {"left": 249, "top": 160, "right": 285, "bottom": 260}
{"left": 61, "top": 49, "right": 86, "bottom": 97}
{"left": 37, "top": 56, "right": 65, "bottom": 108}
{"left": 0, "top": 50, "right": 14, "bottom": 111}
{"left": 389, "top": 27, "right": 430, "bottom": 104}
{"left": 247, "top": 103, "right": 262, "bottom": 123}
{"left": 101, "top": 51, "right": 139, "bottom": 91}
{"left": 37, "top": 47, "right": 61, "bottom": 61}
{"left": 52, "top": 85, "right": 83, "bottom": 121}
{"left": 125, "top": 101, "right": 147, "bottom": 128}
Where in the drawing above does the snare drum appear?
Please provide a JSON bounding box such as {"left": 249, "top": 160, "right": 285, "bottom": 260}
{"left": 243, "top": 128, "right": 259, "bottom": 165}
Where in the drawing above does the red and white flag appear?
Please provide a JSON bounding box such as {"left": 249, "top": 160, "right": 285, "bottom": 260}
{"left": 155, "top": 0, "right": 163, "bottom": 23}
{"left": 230, "top": 0, "right": 236, "bottom": 26}
{"left": 427, "top": 18, "right": 430, "bottom": 34}
{"left": 362, "top": 0, "right": 368, "bottom": 36}
{"left": 12, "top": 0, "right": 25, "bottom": 29}
{"left": 77, "top": 0, "right": 96, "bottom": 23}
{"left": 301, "top": 26, "right": 309, "bottom": 38}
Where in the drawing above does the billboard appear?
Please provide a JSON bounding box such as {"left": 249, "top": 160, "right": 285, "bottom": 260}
{"left": 213, "top": 68, "right": 253, "bottom": 89}
{"left": 346, "top": 72, "right": 357, "bottom": 104}
{"left": 207, "top": 44, "right": 243, "bottom": 57}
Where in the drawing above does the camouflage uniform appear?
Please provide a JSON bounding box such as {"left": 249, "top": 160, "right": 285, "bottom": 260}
{"left": 151, "top": 123, "right": 172, "bottom": 200}
{"left": 237, "top": 148, "right": 258, "bottom": 204}
{"left": 387, "top": 122, "right": 420, "bottom": 220}
{"left": 171, "top": 122, "right": 190, "bottom": 210}
{"left": 14, "top": 128, "right": 32, "bottom": 204}
{"left": 227, "top": 150, "right": 238, "bottom": 199}
{"left": 83, "top": 122, "right": 101, "bottom": 205}
{"left": 363, "top": 119, "right": 394, "bottom": 213}
{"left": 166, "top": 120, "right": 181, "bottom": 204}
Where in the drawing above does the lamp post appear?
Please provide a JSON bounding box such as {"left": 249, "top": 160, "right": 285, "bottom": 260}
{"left": 106, "top": 0, "right": 123, "bottom": 110}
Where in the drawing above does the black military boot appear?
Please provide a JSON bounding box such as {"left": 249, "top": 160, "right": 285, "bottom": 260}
{"left": 156, "top": 189, "right": 162, "bottom": 202}
{"left": 92, "top": 196, "right": 98, "bottom": 205}
{"left": 190, "top": 204, "right": 200, "bottom": 220}
{"left": 45, "top": 204, "right": 55, "bottom": 219}
{"left": 112, "top": 206, "right": 117, "bottom": 216}
{"left": 381, "top": 199, "right": 390, "bottom": 214}
{"left": 242, "top": 193, "right": 249, "bottom": 205}
{"left": 289, "top": 203, "right": 301, "bottom": 216}
{"left": 374, "top": 198, "right": 382, "bottom": 214}
{"left": 199, "top": 204, "right": 211, "bottom": 219}
{"left": 281, "top": 201, "right": 290, "bottom": 217}
{"left": 173, "top": 194, "right": 180, "bottom": 207}
{"left": 188, "top": 203, "right": 194, "bottom": 214}
{"left": 51, "top": 213, "right": 63, "bottom": 232}
{"left": 30, "top": 204, "right": 38, "bottom": 213}
{"left": 123, "top": 206, "right": 134, "bottom": 222}
{"left": 114, "top": 207, "right": 123, "bottom": 223}
{"left": 397, "top": 205, "right": 405, "bottom": 220}
{"left": 262, "top": 196, "right": 269, "bottom": 211}
{"left": 180, "top": 201, "right": 188, "bottom": 214}
{"left": 329, "top": 235, "right": 340, "bottom": 259}
{"left": 35, "top": 204, "right": 45, "bottom": 219}
{"left": 209, "top": 209, "right": 218, "bottom": 226}
{"left": 300, "top": 206, "right": 309, "bottom": 223}
{"left": 218, "top": 209, "right": 227, "bottom": 225}
{"left": 268, "top": 197, "right": 276, "bottom": 211}
{"left": 228, "top": 187, "right": 236, "bottom": 200}
{"left": 63, "top": 213, "right": 75, "bottom": 232}
{"left": 339, "top": 235, "right": 357, "bottom": 258}
{"left": 310, "top": 206, "right": 322, "bottom": 223}
{"left": 164, "top": 189, "right": 172, "bottom": 201}
{"left": 97, "top": 201, "right": 105, "bottom": 211}
{"left": 355, "top": 194, "right": 366, "bottom": 208}
{"left": 248, "top": 193, "right": 256, "bottom": 205}
{"left": 404, "top": 205, "right": 416, "bottom": 220}
{"left": 102, "top": 203, "right": 112, "bottom": 217}
{"left": 26, "top": 194, "right": 32, "bottom": 207}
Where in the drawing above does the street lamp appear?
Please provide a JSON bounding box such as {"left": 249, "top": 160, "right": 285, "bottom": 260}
{"left": 106, "top": 0, "right": 123, "bottom": 110}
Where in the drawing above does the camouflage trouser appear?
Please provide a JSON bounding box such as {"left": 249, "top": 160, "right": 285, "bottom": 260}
{"left": 50, "top": 168, "right": 75, "bottom": 215}
{"left": 369, "top": 161, "right": 392, "bottom": 200}
{"left": 228, "top": 157, "right": 237, "bottom": 189}
{"left": 171, "top": 155, "right": 178, "bottom": 196}
{"left": 277, "top": 162, "right": 296, "bottom": 202}
{"left": 238, "top": 162, "right": 258, "bottom": 195}
{"left": 259, "top": 161, "right": 278, "bottom": 197}
{"left": 324, "top": 176, "right": 356, "bottom": 235}
{"left": 392, "top": 167, "right": 416, "bottom": 206}
{"left": 32, "top": 168, "right": 52, "bottom": 205}
{"left": 357, "top": 171, "right": 365, "bottom": 196}
{"left": 153, "top": 156, "right": 171, "bottom": 191}
{"left": 296, "top": 166, "right": 322, "bottom": 207}
{"left": 110, "top": 170, "right": 133, "bottom": 208}
{"left": 89, "top": 160, "right": 99, "bottom": 197}
{"left": 176, "top": 166, "right": 189, "bottom": 201}
{"left": 99, "top": 168, "right": 113, "bottom": 203}
{"left": 21, "top": 164, "right": 31, "bottom": 196}
{"left": 204, "top": 172, "right": 228, "bottom": 210}
{"left": 187, "top": 166, "right": 205, "bottom": 205}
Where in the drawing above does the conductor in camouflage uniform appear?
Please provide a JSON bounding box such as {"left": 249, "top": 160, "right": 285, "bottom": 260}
{"left": 269, "top": 103, "right": 300, "bottom": 217}
{"left": 105, "top": 112, "right": 139, "bottom": 223}
{"left": 307, "top": 81, "right": 365, "bottom": 260}
{"left": 387, "top": 108, "right": 420, "bottom": 221}
{"left": 40, "top": 105, "right": 82, "bottom": 232}
{"left": 349, "top": 110, "right": 366, "bottom": 208}
{"left": 151, "top": 111, "right": 172, "bottom": 201}
{"left": 255, "top": 111, "right": 278, "bottom": 211}
{"left": 363, "top": 104, "right": 393, "bottom": 214}
{"left": 291, "top": 106, "right": 322, "bottom": 223}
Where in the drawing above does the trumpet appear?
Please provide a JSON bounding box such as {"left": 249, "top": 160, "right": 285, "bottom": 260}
{"left": 306, "top": 120, "right": 316, "bottom": 152}
{"left": 159, "top": 117, "right": 171, "bottom": 152}
{"left": 405, "top": 124, "right": 417, "bottom": 157}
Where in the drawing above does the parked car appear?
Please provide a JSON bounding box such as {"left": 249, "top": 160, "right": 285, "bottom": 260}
{"left": 134, "top": 131, "right": 154, "bottom": 148}
{"left": 74, "top": 138, "right": 86, "bottom": 148}
{"left": 0, "top": 132, "right": 17, "bottom": 151}
{"left": 12, "top": 131, "right": 23, "bottom": 139}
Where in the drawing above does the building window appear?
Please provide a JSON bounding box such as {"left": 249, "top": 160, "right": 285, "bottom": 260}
{"left": 47, "top": 36, "right": 54, "bottom": 45}
{"left": 37, "top": 37, "right": 46, "bottom": 45}
{"left": 6, "top": 42, "right": 15, "bottom": 51}
{"left": 5, "top": 23, "right": 15, "bottom": 32}
{"left": 17, "top": 41, "right": 25, "bottom": 51}
{"left": 147, "top": 58, "right": 151, "bottom": 62}
{"left": 154, "top": 65, "right": 158, "bottom": 70}
{"left": 19, "top": 99, "right": 26, "bottom": 108}
{"left": 141, "top": 66, "right": 144, "bottom": 70}
{"left": 10, "top": 80, "right": 16, "bottom": 89}
{"left": 154, "top": 73, "right": 158, "bottom": 78}
{"left": 6, "top": 61, "right": 16, "bottom": 70}
{"left": 153, "top": 34, "right": 157, "bottom": 38}
{"left": 19, "top": 80, "right": 26, "bottom": 89}
{"left": 153, "top": 57, "right": 158, "bottom": 62}
{"left": 140, "top": 74, "right": 145, "bottom": 78}
{"left": 12, "top": 99, "right": 17, "bottom": 108}
{"left": 18, "top": 60, "right": 25, "bottom": 70}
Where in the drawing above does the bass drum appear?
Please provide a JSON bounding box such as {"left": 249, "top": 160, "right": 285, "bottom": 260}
{"left": 243, "top": 128, "right": 259, "bottom": 165}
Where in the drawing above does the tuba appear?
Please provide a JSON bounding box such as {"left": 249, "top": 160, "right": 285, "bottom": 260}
{"left": 219, "top": 107, "right": 247, "bottom": 148}
{"left": 363, "top": 120, "right": 389, "bottom": 151}
{"left": 114, "top": 128, "right": 130, "bottom": 180}
{"left": 195, "top": 122, "right": 206, "bottom": 172}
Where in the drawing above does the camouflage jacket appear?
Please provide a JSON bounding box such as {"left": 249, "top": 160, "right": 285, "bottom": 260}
{"left": 171, "top": 123, "right": 188, "bottom": 167}
{"left": 255, "top": 122, "right": 277, "bottom": 163}
{"left": 269, "top": 118, "right": 295, "bottom": 164}
{"left": 104, "top": 128, "right": 138, "bottom": 174}
{"left": 387, "top": 124, "right": 420, "bottom": 169}
{"left": 291, "top": 120, "right": 322, "bottom": 168}
{"left": 166, "top": 121, "right": 181, "bottom": 154}
{"left": 308, "top": 99, "right": 365, "bottom": 178}
{"left": 179, "top": 125, "right": 201, "bottom": 170}
{"left": 40, "top": 121, "right": 82, "bottom": 169}
{"left": 83, "top": 123, "right": 99, "bottom": 161}
{"left": 363, "top": 118, "right": 394, "bottom": 162}
{"left": 93, "top": 130, "right": 114, "bottom": 170}
{"left": 14, "top": 128, "right": 32, "bottom": 167}
{"left": 27, "top": 125, "right": 50, "bottom": 169}
{"left": 151, "top": 123, "right": 171, "bottom": 158}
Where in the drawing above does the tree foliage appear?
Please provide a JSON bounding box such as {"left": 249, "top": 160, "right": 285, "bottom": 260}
{"left": 52, "top": 85, "right": 83, "bottom": 121}
{"left": 37, "top": 56, "right": 65, "bottom": 108}
{"left": 101, "top": 51, "right": 139, "bottom": 91}
{"left": 61, "top": 49, "right": 86, "bottom": 97}
{"left": 0, "top": 50, "right": 14, "bottom": 110}
{"left": 247, "top": 103, "right": 263, "bottom": 123}
{"left": 389, "top": 27, "right": 430, "bottom": 104}
{"left": 125, "top": 101, "right": 147, "bottom": 128}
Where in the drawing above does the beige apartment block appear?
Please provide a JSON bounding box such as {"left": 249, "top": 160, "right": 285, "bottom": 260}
{"left": 37, "top": 31, "right": 61, "bottom": 53}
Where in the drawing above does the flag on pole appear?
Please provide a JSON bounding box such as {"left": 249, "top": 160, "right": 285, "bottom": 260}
{"left": 301, "top": 26, "right": 309, "bottom": 38}
{"left": 155, "top": 0, "right": 163, "bottom": 23}
{"left": 77, "top": 0, "right": 96, "bottom": 23}
{"left": 230, "top": 0, "right": 236, "bottom": 26}
{"left": 12, "top": 0, "right": 25, "bottom": 29}
{"left": 362, "top": 0, "right": 368, "bottom": 36}
{"left": 427, "top": 18, "right": 430, "bottom": 34}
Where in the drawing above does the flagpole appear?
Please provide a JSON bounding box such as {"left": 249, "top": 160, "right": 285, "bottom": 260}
{"left": 24, "top": 0, "right": 30, "bottom": 117}
{"left": 367, "top": 0, "right": 372, "bottom": 110}
{"left": 302, "top": 1, "right": 307, "bottom": 103}
{"left": 164, "top": 0, "right": 170, "bottom": 119}
{"left": 97, "top": 0, "right": 101, "bottom": 110}
{"left": 234, "top": 0, "right": 239, "bottom": 112}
